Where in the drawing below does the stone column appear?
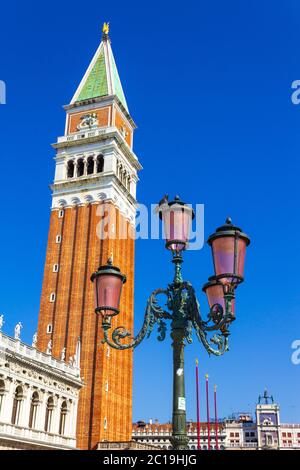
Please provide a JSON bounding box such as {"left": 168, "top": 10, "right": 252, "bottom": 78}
{"left": 72, "top": 398, "right": 79, "bottom": 439}
{"left": 52, "top": 396, "right": 61, "bottom": 435}
{"left": 0, "top": 378, "right": 13, "bottom": 423}
{"left": 37, "top": 391, "right": 48, "bottom": 432}
{"left": 34, "top": 391, "right": 44, "bottom": 431}
{"left": 19, "top": 384, "right": 31, "bottom": 428}
{"left": 68, "top": 399, "right": 78, "bottom": 438}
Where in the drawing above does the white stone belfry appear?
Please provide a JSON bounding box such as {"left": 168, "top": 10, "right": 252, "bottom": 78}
{"left": 50, "top": 28, "right": 142, "bottom": 225}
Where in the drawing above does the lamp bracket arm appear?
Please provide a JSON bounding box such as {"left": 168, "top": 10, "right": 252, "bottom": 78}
{"left": 203, "top": 289, "right": 235, "bottom": 331}
{"left": 102, "top": 288, "right": 170, "bottom": 350}
{"left": 182, "top": 282, "right": 234, "bottom": 332}
{"left": 176, "top": 281, "right": 230, "bottom": 355}
{"left": 202, "top": 304, "right": 228, "bottom": 331}
{"left": 192, "top": 318, "right": 229, "bottom": 356}
{"left": 180, "top": 282, "right": 205, "bottom": 326}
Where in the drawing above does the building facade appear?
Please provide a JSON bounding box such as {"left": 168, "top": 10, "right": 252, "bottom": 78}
{"left": 132, "top": 393, "right": 300, "bottom": 451}
{"left": 36, "top": 25, "right": 141, "bottom": 449}
{"left": 132, "top": 421, "right": 227, "bottom": 450}
{"left": 0, "top": 327, "right": 81, "bottom": 450}
{"left": 256, "top": 390, "right": 300, "bottom": 450}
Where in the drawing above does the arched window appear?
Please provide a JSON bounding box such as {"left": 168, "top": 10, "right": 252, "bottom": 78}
{"left": 0, "top": 380, "right": 5, "bottom": 414}
{"left": 59, "top": 401, "right": 68, "bottom": 436}
{"left": 96, "top": 155, "right": 104, "bottom": 173}
{"left": 28, "top": 391, "right": 39, "bottom": 429}
{"left": 87, "top": 156, "right": 94, "bottom": 175}
{"left": 11, "top": 385, "right": 24, "bottom": 425}
{"left": 67, "top": 160, "right": 74, "bottom": 178}
{"left": 44, "top": 396, "right": 55, "bottom": 432}
{"left": 77, "top": 159, "right": 84, "bottom": 177}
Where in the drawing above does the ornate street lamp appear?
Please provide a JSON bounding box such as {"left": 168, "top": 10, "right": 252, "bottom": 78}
{"left": 91, "top": 258, "right": 126, "bottom": 320}
{"left": 91, "top": 197, "right": 250, "bottom": 450}
{"left": 207, "top": 217, "right": 250, "bottom": 287}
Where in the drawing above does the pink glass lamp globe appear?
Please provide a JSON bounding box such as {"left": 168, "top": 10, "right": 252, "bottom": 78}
{"left": 159, "top": 195, "right": 195, "bottom": 252}
{"left": 207, "top": 217, "right": 250, "bottom": 287}
{"left": 91, "top": 258, "right": 126, "bottom": 317}
{"left": 202, "top": 277, "right": 236, "bottom": 319}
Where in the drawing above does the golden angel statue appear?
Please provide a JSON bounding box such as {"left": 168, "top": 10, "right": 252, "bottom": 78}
{"left": 102, "top": 22, "right": 109, "bottom": 35}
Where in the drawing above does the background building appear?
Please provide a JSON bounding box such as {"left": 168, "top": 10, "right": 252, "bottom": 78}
{"left": 256, "top": 390, "right": 300, "bottom": 450}
{"left": 256, "top": 390, "right": 280, "bottom": 449}
{"left": 132, "top": 392, "right": 300, "bottom": 450}
{"left": 0, "top": 326, "right": 82, "bottom": 450}
{"left": 132, "top": 420, "right": 226, "bottom": 450}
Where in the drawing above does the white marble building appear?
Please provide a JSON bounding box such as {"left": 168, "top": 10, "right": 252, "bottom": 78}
{"left": 0, "top": 324, "right": 82, "bottom": 450}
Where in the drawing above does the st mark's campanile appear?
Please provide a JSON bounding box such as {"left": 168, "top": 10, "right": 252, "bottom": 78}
{"left": 37, "top": 24, "right": 141, "bottom": 449}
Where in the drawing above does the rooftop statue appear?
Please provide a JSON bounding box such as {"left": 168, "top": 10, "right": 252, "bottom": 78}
{"left": 14, "top": 322, "right": 22, "bottom": 340}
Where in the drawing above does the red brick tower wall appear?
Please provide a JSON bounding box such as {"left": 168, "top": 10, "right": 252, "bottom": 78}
{"left": 37, "top": 202, "right": 134, "bottom": 449}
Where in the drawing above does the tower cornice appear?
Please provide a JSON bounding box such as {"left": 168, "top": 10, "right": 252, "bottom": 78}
{"left": 50, "top": 172, "right": 137, "bottom": 207}
{"left": 52, "top": 129, "right": 142, "bottom": 171}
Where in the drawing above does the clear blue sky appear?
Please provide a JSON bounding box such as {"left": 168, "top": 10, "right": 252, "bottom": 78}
{"left": 1, "top": 0, "right": 300, "bottom": 424}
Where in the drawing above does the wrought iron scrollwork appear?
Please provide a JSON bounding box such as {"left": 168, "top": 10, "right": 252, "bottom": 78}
{"left": 102, "top": 288, "right": 170, "bottom": 350}
{"left": 102, "top": 274, "right": 233, "bottom": 356}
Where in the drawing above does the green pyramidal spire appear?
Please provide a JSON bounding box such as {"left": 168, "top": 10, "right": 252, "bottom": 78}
{"left": 71, "top": 25, "right": 128, "bottom": 112}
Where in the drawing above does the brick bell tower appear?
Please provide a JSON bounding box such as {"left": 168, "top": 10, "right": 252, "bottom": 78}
{"left": 37, "top": 24, "right": 141, "bottom": 449}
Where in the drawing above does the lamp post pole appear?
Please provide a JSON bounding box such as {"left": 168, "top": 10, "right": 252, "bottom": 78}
{"left": 91, "top": 196, "right": 250, "bottom": 450}
{"left": 195, "top": 359, "right": 201, "bottom": 450}
{"left": 170, "top": 304, "right": 189, "bottom": 449}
